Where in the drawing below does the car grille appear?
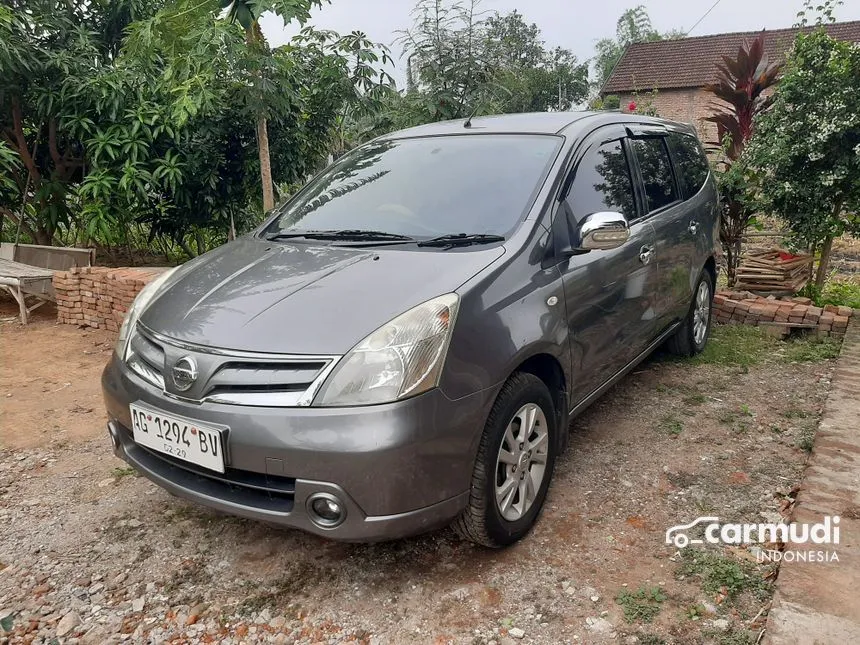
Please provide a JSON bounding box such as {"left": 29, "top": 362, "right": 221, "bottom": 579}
{"left": 117, "top": 423, "right": 295, "bottom": 513}
{"left": 125, "top": 325, "right": 339, "bottom": 407}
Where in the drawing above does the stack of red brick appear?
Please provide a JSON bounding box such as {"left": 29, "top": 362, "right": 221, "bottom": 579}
{"left": 53, "top": 266, "right": 169, "bottom": 332}
{"left": 713, "top": 290, "right": 853, "bottom": 339}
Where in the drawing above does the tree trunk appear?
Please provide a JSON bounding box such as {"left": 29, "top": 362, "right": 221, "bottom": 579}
{"left": 725, "top": 239, "right": 740, "bottom": 288}
{"left": 814, "top": 235, "right": 834, "bottom": 292}
{"left": 257, "top": 116, "right": 275, "bottom": 213}
{"left": 176, "top": 236, "right": 196, "bottom": 259}
{"left": 33, "top": 226, "right": 53, "bottom": 246}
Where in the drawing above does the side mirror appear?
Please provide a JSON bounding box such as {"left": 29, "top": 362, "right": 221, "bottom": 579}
{"left": 576, "top": 211, "right": 630, "bottom": 251}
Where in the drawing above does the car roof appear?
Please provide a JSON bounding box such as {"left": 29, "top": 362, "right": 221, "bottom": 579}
{"left": 379, "top": 111, "right": 698, "bottom": 140}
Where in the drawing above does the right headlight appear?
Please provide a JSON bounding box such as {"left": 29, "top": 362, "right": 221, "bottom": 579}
{"left": 115, "top": 267, "right": 178, "bottom": 360}
{"left": 314, "top": 293, "right": 459, "bottom": 407}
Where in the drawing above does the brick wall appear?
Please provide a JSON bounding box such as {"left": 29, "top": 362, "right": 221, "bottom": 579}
{"left": 53, "top": 266, "right": 169, "bottom": 332}
{"left": 616, "top": 87, "right": 776, "bottom": 150}
{"left": 713, "top": 290, "right": 853, "bottom": 340}
{"left": 618, "top": 89, "right": 718, "bottom": 146}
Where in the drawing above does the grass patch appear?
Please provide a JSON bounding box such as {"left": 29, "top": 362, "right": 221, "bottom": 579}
{"left": 703, "top": 626, "right": 757, "bottom": 645}
{"left": 819, "top": 278, "right": 860, "bottom": 310}
{"left": 692, "top": 326, "right": 777, "bottom": 367}
{"left": 678, "top": 549, "right": 770, "bottom": 602}
{"left": 112, "top": 466, "right": 137, "bottom": 479}
{"left": 688, "top": 324, "right": 841, "bottom": 369}
{"left": 659, "top": 414, "right": 684, "bottom": 436}
{"left": 683, "top": 392, "right": 708, "bottom": 406}
{"left": 635, "top": 634, "right": 667, "bottom": 645}
{"left": 797, "top": 427, "right": 816, "bottom": 453}
{"left": 781, "top": 407, "right": 809, "bottom": 420}
{"left": 616, "top": 586, "right": 667, "bottom": 623}
{"left": 782, "top": 337, "right": 841, "bottom": 362}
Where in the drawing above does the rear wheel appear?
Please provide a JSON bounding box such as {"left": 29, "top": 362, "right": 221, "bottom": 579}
{"left": 667, "top": 269, "right": 713, "bottom": 357}
{"left": 454, "top": 373, "right": 557, "bottom": 548}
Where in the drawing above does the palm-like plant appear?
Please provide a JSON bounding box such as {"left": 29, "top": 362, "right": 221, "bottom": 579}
{"left": 703, "top": 33, "right": 782, "bottom": 286}
{"left": 704, "top": 33, "right": 782, "bottom": 160}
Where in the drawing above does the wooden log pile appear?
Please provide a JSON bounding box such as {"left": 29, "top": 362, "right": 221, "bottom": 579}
{"left": 53, "top": 266, "right": 169, "bottom": 331}
{"left": 735, "top": 249, "right": 814, "bottom": 294}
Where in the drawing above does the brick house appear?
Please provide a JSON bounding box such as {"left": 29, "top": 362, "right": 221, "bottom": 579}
{"left": 600, "top": 21, "right": 860, "bottom": 147}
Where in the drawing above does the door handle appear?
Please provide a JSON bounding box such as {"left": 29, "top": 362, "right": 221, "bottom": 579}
{"left": 639, "top": 245, "right": 654, "bottom": 265}
{"left": 689, "top": 221, "right": 699, "bottom": 235}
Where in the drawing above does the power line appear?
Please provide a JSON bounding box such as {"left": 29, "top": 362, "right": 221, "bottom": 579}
{"left": 686, "top": 0, "right": 724, "bottom": 36}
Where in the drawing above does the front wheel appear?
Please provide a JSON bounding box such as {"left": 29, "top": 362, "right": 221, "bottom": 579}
{"left": 454, "top": 372, "right": 558, "bottom": 548}
{"left": 667, "top": 269, "right": 714, "bottom": 357}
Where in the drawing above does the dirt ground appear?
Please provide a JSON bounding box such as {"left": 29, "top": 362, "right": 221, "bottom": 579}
{"left": 0, "top": 300, "right": 838, "bottom": 645}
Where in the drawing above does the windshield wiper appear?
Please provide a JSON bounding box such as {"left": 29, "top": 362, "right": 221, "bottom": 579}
{"left": 267, "top": 229, "right": 416, "bottom": 242}
{"left": 417, "top": 233, "right": 506, "bottom": 248}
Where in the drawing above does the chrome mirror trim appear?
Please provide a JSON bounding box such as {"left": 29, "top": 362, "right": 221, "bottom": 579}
{"left": 577, "top": 211, "right": 630, "bottom": 251}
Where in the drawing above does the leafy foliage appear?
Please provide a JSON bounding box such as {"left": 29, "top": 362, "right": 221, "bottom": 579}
{"left": 703, "top": 33, "right": 782, "bottom": 286}
{"left": 745, "top": 13, "right": 860, "bottom": 288}
{"left": 386, "top": 1, "right": 588, "bottom": 130}
{"left": 0, "top": 0, "right": 391, "bottom": 257}
{"left": 616, "top": 586, "right": 667, "bottom": 623}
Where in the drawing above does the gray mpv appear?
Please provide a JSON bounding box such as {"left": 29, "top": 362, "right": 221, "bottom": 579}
{"left": 102, "top": 111, "right": 719, "bottom": 547}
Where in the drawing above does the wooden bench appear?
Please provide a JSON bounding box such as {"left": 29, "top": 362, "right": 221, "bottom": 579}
{"left": 0, "top": 243, "right": 95, "bottom": 324}
{"left": 0, "top": 258, "right": 56, "bottom": 324}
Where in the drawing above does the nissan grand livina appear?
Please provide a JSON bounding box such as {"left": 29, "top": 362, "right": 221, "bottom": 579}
{"left": 102, "top": 111, "right": 719, "bottom": 547}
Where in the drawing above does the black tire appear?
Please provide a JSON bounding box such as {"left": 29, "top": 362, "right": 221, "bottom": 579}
{"left": 454, "top": 372, "right": 558, "bottom": 548}
{"left": 667, "top": 269, "right": 714, "bottom": 357}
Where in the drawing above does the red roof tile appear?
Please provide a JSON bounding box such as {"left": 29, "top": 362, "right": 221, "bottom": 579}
{"left": 601, "top": 20, "right": 860, "bottom": 94}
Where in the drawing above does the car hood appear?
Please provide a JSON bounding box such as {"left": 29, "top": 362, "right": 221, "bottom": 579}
{"left": 140, "top": 237, "right": 504, "bottom": 355}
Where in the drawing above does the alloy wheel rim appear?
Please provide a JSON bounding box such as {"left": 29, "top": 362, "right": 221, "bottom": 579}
{"left": 693, "top": 281, "right": 710, "bottom": 346}
{"left": 495, "top": 403, "right": 549, "bottom": 522}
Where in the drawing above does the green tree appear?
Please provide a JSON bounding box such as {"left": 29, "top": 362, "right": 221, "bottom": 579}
{"left": 1, "top": 0, "right": 391, "bottom": 257}
{"left": 593, "top": 5, "right": 683, "bottom": 91}
{"left": 396, "top": 0, "right": 492, "bottom": 122}
{"left": 745, "top": 24, "right": 860, "bottom": 289}
{"left": 117, "top": 18, "right": 391, "bottom": 252}
{"left": 0, "top": 0, "right": 164, "bottom": 245}
{"left": 485, "top": 12, "right": 588, "bottom": 112}
{"left": 131, "top": 0, "right": 324, "bottom": 214}
{"left": 391, "top": 1, "right": 588, "bottom": 129}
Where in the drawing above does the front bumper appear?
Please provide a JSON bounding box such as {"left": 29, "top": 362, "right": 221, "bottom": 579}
{"left": 102, "top": 356, "right": 496, "bottom": 541}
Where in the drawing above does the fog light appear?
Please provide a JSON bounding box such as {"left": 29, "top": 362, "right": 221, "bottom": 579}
{"left": 307, "top": 493, "right": 346, "bottom": 528}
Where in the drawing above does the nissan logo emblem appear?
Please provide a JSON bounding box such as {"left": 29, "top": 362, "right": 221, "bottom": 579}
{"left": 172, "top": 356, "right": 198, "bottom": 392}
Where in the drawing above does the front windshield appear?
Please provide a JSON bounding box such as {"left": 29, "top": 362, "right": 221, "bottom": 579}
{"left": 263, "top": 134, "right": 561, "bottom": 240}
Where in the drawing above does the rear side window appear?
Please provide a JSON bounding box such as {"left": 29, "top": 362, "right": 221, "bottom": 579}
{"left": 631, "top": 138, "right": 678, "bottom": 213}
{"left": 566, "top": 140, "right": 636, "bottom": 222}
{"left": 668, "top": 132, "right": 710, "bottom": 198}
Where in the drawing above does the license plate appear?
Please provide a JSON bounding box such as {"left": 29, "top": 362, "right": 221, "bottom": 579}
{"left": 129, "top": 403, "right": 226, "bottom": 473}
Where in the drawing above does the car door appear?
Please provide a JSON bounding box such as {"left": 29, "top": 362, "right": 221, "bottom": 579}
{"left": 666, "top": 130, "right": 716, "bottom": 312}
{"left": 627, "top": 129, "right": 696, "bottom": 332}
{"left": 555, "top": 127, "right": 661, "bottom": 404}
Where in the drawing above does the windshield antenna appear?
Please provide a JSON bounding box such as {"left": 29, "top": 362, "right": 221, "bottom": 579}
{"left": 463, "top": 101, "right": 483, "bottom": 129}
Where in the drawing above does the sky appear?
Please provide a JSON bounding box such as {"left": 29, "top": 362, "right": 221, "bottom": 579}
{"left": 259, "top": 0, "right": 860, "bottom": 87}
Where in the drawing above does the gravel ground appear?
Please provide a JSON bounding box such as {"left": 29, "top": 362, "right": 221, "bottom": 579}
{"left": 0, "top": 309, "right": 836, "bottom": 644}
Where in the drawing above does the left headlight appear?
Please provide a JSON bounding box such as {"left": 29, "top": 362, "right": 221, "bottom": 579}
{"left": 115, "top": 267, "right": 179, "bottom": 360}
{"left": 314, "top": 293, "right": 460, "bottom": 407}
